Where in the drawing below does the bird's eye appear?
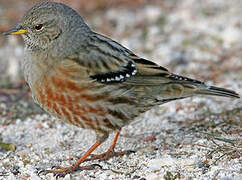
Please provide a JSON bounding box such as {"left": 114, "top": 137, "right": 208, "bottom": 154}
{"left": 34, "top": 24, "right": 43, "bottom": 31}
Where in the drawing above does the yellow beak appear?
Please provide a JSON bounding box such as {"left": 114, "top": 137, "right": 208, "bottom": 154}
{"left": 3, "top": 26, "right": 27, "bottom": 35}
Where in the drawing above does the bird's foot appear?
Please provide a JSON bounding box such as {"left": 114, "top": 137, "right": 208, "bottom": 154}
{"left": 85, "top": 149, "right": 135, "bottom": 162}
{"left": 38, "top": 164, "right": 102, "bottom": 178}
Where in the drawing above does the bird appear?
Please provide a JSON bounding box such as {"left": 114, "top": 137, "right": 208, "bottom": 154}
{"left": 3, "top": 1, "right": 240, "bottom": 177}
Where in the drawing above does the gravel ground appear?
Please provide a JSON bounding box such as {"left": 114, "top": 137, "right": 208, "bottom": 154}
{"left": 0, "top": 0, "right": 241, "bottom": 180}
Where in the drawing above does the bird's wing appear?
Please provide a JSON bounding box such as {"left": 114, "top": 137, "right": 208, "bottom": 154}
{"left": 66, "top": 33, "right": 239, "bottom": 100}
{"left": 68, "top": 33, "right": 138, "bottom": 83}
{"left": 126, "top": 55, "right": 204, "bottom": 85}
{"left": 69, "top": 32, "right": 203, "bottom": 87}
{"left": 125, "top": 56, "right": 172, "bottom": 85}
{"left": 70, "top": 33, "right": 181, "bottom": 85}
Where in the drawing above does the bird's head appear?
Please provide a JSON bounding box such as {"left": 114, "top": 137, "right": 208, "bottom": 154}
{"left": 3, "top": 2, "right": 90, "bottom": 51}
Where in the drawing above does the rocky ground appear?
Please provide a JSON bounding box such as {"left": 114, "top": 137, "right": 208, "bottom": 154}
{"left": 0, "top": 0, "right": 241, "bottom": 180}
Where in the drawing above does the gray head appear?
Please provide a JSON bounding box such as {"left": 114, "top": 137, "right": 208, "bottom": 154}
{"left": 4, "top": 2, "right": 90, "bottom": 51}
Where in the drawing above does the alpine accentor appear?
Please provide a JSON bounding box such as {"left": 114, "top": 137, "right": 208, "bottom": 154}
{"left": 3, "top": 1, "right": 240, "bottom": 176}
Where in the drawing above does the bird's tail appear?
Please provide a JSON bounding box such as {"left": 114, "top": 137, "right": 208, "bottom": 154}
{"left": 195, "top": 85, "right": 240, "bottom": 98}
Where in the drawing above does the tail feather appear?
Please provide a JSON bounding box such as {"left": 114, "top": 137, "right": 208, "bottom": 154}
{"left": 196, "top": 85, "right": 240, "bottom": 98}
{"left": 168, "top": 74, "right": 239, "bottom": 99}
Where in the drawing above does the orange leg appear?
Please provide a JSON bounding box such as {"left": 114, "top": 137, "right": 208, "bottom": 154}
{"left": 38, "top": 130, "right": 134, "bottom": 177}
{"left": 85, "top": 130, "right": 134, "bottom": 161}
{"left": 39, "top": 141, "right": 102, "bottom": 177}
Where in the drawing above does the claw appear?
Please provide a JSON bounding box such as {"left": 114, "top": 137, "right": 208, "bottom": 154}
{"left": 37, "top": 164, "right": 102, "bottom": 177}
{"left": 74, "top": 163, "right": 102, "bottom": 171}
{"left": 84, "top": 149, "right": 135, "bottom": 162}
{"left": 90, "top": 164, "right": 102, "bottom": 169}
{"left": 51, "top": 165, "right": 64, "bottom": 170}
{"left": 51, "top": 165, "right": 58, "bottom": 169}
{"left": 37, "top": 169, "right": 47, "bottom": 176}
{"left": 55, "top": 173, "right": 66, "bottom": 179}
{"left": 127, "top": 150, "right": 136, "bottom": 154}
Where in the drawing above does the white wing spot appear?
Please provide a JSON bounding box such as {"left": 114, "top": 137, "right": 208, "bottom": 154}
{"left": 132, "top": 69, "right": 137, "bottom": 75}
{"left": 115, "top": 76, "right": 121, "bottom": 81}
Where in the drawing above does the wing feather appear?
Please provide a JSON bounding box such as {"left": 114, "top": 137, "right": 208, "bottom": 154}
{"left": 69, "top": 33, "right": 203, "bottom": 87}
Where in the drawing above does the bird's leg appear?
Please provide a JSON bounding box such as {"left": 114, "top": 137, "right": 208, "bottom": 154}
{"left": 85, "top": 130, "right": 134, "bottom": 161}
{"left": 38, "top": 140, "right": 103, "bottom": 177}
{"left": 38, "top": 131, "right": 134, "bottom": 177}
